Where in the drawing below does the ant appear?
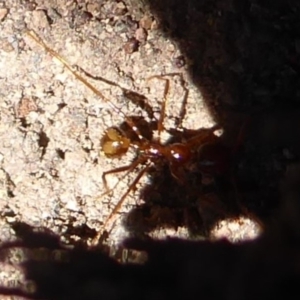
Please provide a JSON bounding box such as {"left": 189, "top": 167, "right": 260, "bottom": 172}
{"left": 26, "top": 31, "right": 239, "bottom": 246}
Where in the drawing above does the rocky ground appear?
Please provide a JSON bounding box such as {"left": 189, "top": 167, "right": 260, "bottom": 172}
{"left": 0, "top": 0, "right": 299, "bottom": 298}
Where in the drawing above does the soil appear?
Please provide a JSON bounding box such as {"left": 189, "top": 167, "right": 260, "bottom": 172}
{"left": 0, "top": 0, "right": 299, "bottom": 295}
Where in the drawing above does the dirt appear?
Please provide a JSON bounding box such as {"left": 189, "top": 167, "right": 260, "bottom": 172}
{"left": 1, "top": 0, "right": 299, "bottom": 296}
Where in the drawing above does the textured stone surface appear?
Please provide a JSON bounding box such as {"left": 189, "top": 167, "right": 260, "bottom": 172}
{"left": 0, "top": 1, "right": 263, "bottom": 294}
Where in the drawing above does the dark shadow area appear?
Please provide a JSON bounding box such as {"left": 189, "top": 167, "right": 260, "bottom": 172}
{"left": 120, "top": 0, "right": 300, "bottom": 236}
{"left": 124, "top": 124, "right": 243, "bottom": 236}
{"left": 2, "top": 2, "right": 300, "bottom": 298}
{"left": 109, "top": 112, "right": 243, "bottom": 237}
{"left": 146, "top": 0, "right": 300, "bottom": 113}
{"left": 22, "top": 1, "right": 300, "bottom": 241}
{"left": 1, "top": 164, "right": 300, "bottom": 299}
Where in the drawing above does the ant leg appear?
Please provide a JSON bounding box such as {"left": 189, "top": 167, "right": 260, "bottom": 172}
{"left": 231, "top": 116, "right": 251, "bottom": 155}
{"left": 73, "top": 65, "right": 123, "bottom": 90}
{"left": 72, "top": 66, "right": 157, "bottom": 143}
{"left": 164, "top": 73, "right": 189, "bottom": 129}
{"left": 146, "top": 75, "right": 171, "bottom": 141}
{"left": 185, "top": 125, "right": 221, "bottom": 149}
{"left": 92, "top": 161, "right": 151, "bottom": 246}
{"left": 228, "top": 117, "right": 264, "bottom": 226}
{"left": 101, "top": 156, "right": 146, "bottom": 193}
{"left": 25, "top": 31, "right": 114, "bottom": 108}
{"left": 169, "top": 164, "right": 187, "bottom": 185}
{"left": 175, "top": 83, "right": 189, "bottom": 129}
{"left": 222, "top": 117, "right": 251, "bottom": 202}
{"left": 147, "top": 73, "right": 189, "bottom": 136}
{"left": 73, "top": 66, "right": 157, "bottom": 121}
{"left": 25, "top": 31, "right": 148, "bottom": 143}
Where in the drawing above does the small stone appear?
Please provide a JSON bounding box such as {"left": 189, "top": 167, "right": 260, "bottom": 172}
{"left": 139, "top": 15, "right": 153, "bottom": 30}
{"left": 0, "top": 39, "right": 14, "bottom": 52}
{"left": 16, "top": 97, "right": 38, "bottom": 118}
{"left": 31, "top": 10, "right": 50, "bottom": 30}
{"left": 0, "top": 8, "right": 8, "bottom": 22}
{"left": 135, "top": 27, "right": 147, "bottom": 43}
{"left": 124, "top": 37, "right": 139, "bottom": 54}
{"left": 151, "top": 19, "right": 158, "bottom": 30}
{"left": 173, "top": 55, "right": 186, "bottom": 68}
{"left": 6, "top": 216, "right": 17, "bottom": 223}
{"left": 73, "top": 10, "right": 93, "bottom": 27}
{"left": 114, "top": 1, "right": 127, "bottom": 16}
{"left": 23, "top": 2, "right": 37, "bottom": 11}
{"left": 87, "top": 2, "right": 102, "bottom": 16}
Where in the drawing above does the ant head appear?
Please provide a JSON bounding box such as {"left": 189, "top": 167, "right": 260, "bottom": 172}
{"left": 101, "top": 127, "right": 130, "bottom": 158}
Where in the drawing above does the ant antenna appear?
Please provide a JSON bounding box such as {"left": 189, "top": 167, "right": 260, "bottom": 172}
{"left": 25, "top": 30, "right": 146, "bottom": 142}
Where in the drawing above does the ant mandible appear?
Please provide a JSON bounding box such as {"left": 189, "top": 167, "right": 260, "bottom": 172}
{"left": 26, "top": 31, "right": 230, "bottom": 245}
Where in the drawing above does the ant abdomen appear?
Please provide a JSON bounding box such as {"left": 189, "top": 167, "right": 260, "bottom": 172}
{"left": 101, "top": 127, "right": 130, "bottom": 158}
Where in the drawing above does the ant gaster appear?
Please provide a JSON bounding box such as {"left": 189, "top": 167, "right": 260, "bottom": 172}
{"left": 26, "top": 31, "right": 229, "bottom": 245}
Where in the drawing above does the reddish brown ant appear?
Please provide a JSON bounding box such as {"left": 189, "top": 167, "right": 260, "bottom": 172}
{"left": 26, "top": 31, "right": 233, "bottom": 245}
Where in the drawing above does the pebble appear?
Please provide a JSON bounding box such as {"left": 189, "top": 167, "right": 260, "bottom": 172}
{"left": 0, "top": 8, "right": 8, "bottom": 22}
